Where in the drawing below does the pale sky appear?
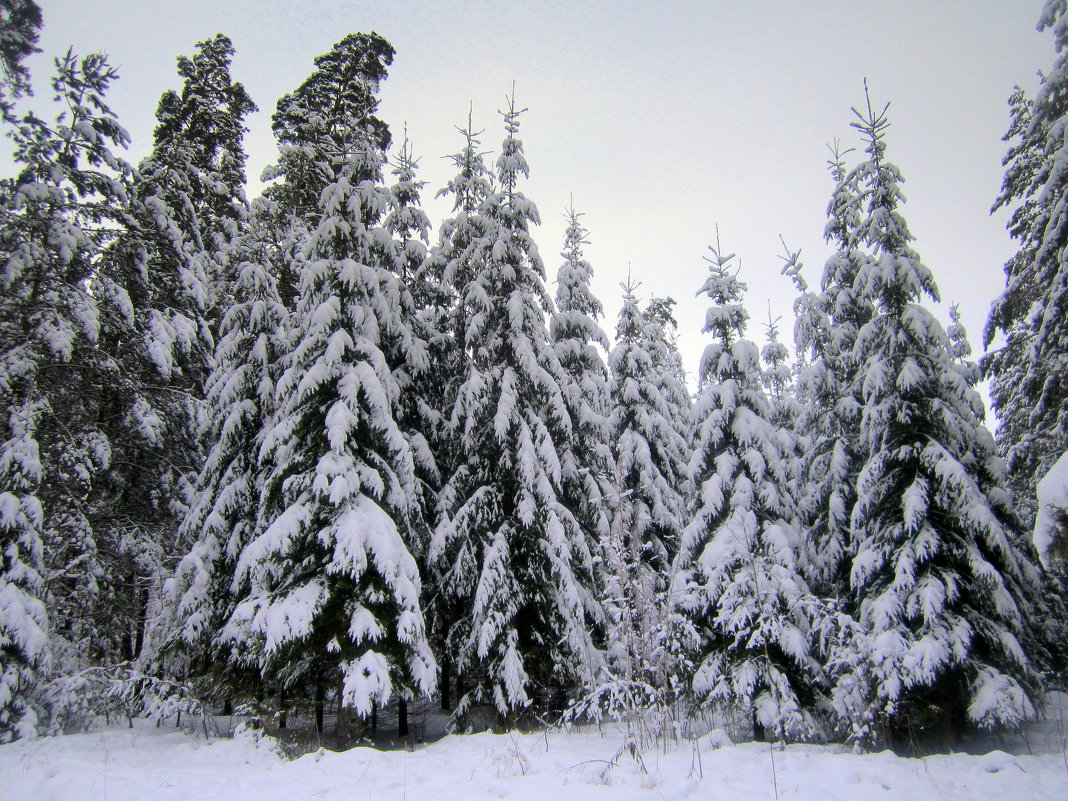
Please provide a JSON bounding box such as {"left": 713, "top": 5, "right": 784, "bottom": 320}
{"left": 9, "top": 1, "right": 1049, "bottom": 412}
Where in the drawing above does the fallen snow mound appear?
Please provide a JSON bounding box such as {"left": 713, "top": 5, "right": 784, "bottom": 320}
{"left": 3, "top": 720, "right": 1066, "bottom": 801}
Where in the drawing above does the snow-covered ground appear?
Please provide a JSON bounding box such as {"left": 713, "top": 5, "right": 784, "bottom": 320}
{"left": 4, "top": 718, "right": 1067, "bottom": 801}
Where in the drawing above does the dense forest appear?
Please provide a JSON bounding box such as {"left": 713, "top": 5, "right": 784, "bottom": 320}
{"left": 1, "top": 0, "right": 1067, "bottom": 755}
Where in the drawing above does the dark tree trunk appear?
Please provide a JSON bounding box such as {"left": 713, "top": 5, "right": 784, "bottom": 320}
{"left": 440, "top": 653, "right": 451, "bottom": 711}
{"left": 314, "top": 682, "right": 325, "bottom": 737}
{"left": 752, "top": 710, "right": 766, "bottom": 743}
{"left": 133, "top": 584, "right": 148, "bottom": 658}
{"left": 278, "top": 687, "right": 288, "bottom": 729}
{"left": 335, "top": 674, "right": 348, "bottom": 749}
{"left": 398, "top": 698, "right": 409, "bottom": 739}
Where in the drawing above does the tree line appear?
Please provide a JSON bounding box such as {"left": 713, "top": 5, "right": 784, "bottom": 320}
{"left": 1, "top": 0, "right": 1066, "bottom": 752}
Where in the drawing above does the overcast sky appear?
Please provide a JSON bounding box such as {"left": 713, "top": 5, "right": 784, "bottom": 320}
{"left": 10, "top": 1, "right": 1049, "bottom": 411}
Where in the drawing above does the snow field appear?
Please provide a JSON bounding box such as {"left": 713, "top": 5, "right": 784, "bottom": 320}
{"left": 4, "top": 721, "right": 1066, "bottom": 801}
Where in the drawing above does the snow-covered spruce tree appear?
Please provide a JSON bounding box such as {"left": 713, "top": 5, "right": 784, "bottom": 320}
{"left": 423, "top": 113, "right": 496, "bottom": 462}
{"left": 0, "top": 2, "right": 43, "bottom": 739}
{"left": 794, "top": 143, "right": 874, "bottom": 597}
{"left": 549, "top": 205, "right": 614, "bottom": 612}
{"left": 947, "top": 304, "right": 981, "bottom": 389}
{"left": 638, "top": 296, "right": 693, "bottom": 579}
{"left": 382, "top": 133, "right": 439, "bottom": 544}
{"left": 543, "top": 205, "right": 619, "bottom": 723}
{"left": 221, "top": 34, "right": 434, "bottom": 743}
{"left": 671, "top": 241, "right": 824, "bottom": 742}
{"left": 430, "top": 100, "right": 602, "bottom": 727}
{"left": 761, "top": 312, "right": 794, "bottom": 427}
{"left": 983, "top": 89, "right": 1043, "bottom": 507}
{"left": 0, "top": 50, "right": 139, "bottom": 739}
{"left": 423, "top": 110, "right": 496, "bottom": 353}
{"left": 599, "top": 280, "right": 689, "bottom": 716}
{"left": 984, "top": 4, "right": 1068, "bottom": 521}
{"left": 0, "top": 394, "right": 48, "bottom": 741}
{"left": 780, "top": 235, "right": 823, "bottom": 403}
{"left": 167, "top": 250, "right": 288, "bottom": 699}
{"left": 385, "top": 132, "right": 433, "bottom": 295}
{"left": 778, "top": 242, "right": 823, "bottom": 500}
{"left": 761, "top": 304, "right": 808, "bottom": 516}
{"left": 420, "top": 113, "right": 496, "bottom": 710}
{"left": 837, "top": 95, "right": 1044, "bottom": 746}
{"left": 139, "top": 34, "right": 257, "bottom": 332}
{"left": 643, "top": 296, "right": 693, "bottom": 449}
{"left": 1035, "top": 453, "right": 1068, "bottom": 566}
{"left": 379, "top": 132, "right": 440, "bottom": 735}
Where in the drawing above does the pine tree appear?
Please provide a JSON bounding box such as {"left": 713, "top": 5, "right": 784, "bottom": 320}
{"left": 430, "top": 99, "right": 601, "bottom": 725}
{"left": 258, "top": 32, "right": 394, "bottom": 312}
{"left": 86, "top": 86, "right": 220, "bottom": 672}
{"left": 984, "top": 4, "right": 1068, "bottom": 520}
{"left": 265, "top": 32, "right": 393, "bottom": 230}
{"left": 0, "top": 0, "right": 41, "bottom": 121}
{"left": 0, "top": 50, "right": 134, "bottom": 739}
{"left": 43, "top": 40, "right": 255, "bottom": 679}
{"left": 139, "top": 34, "right": 257, "bottom": 330}
{"left": 837, "top": 94, "right": 1043, "bottom": 744}
{"left": 672, "top": 240, "right": 823, "bottom": 741}
{"left": 225, "top": 34, "right": 434, "bottom": 738}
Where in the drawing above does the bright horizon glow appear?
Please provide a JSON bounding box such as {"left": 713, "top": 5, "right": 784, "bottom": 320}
{"left": 6, "top": 1, "right": 1048, "bottom": 422}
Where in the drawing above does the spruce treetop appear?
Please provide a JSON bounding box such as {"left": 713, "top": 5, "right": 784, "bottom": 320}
{"left": 437, "top": 106, "right": 495, "bottom": 216}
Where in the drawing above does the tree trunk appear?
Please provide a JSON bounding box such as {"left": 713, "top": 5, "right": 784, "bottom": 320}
{"left": 398, "top": 698, "right": 409, "bottom": 739}
{"left": 278, "top": 687, "right": 288, "bottom": 729}
{"left": 133, "top": 583, "right": 148, "bottom": 659}
{"left": 752, "top": 710, "right": 766, "bottom": 743}
{"left": 314, "top": 682, "right": 325, "bottom": 738}
{"left": 335, "top": 674, "right": 348, "bottom": 749}
{"left": 440, "top": 653, "right": 451, "bottom": 711}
